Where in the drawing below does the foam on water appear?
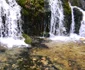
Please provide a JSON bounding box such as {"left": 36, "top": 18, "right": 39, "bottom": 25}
{"left": 49, "top": 33, "right": 83, "bottom": 42}
{"left": 0, "top": 37, "right": 29, "bottom": 48}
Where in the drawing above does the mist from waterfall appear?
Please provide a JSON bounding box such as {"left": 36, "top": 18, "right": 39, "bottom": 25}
{"left": 0, "top": 0, "right": 28, "bottom": 48}
{"left": 49, "top": 0, "right": 66, "bottom": 37}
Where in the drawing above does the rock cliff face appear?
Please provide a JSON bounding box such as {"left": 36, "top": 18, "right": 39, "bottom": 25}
{"left": 80, "top": 0, "right": 85, "bottom": 10}
{"left": 69, "top": 0, "right": 84, "bottom": 34}
{"left": 62, "top": 0, "right": 85, "bottom": 34}
{"left": 73, "top": 8, "right": 82, "bottom": 34}
{"left": 17, "top": 0, "right": 85, "bottom": 36}
{"left": 69, "top": 0, "right": 85, "bottom": 10}
{"left": 62, "top": 0, "right": 72, "bottom": 34}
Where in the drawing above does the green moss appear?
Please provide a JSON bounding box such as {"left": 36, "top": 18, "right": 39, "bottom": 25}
{"left": 17, "top": 0, "right": 44, "bottom": 16}
{"left": 17, "top": 0, "right": 44, "bottom": 35}
{"left": 22, "top": 9, "right": 29, "bottom": 15}
{"left": 17, "top": 0, "right": 27, "bottom": 6}
{"left": 63, "top": 2, "right": 71, "bottom": 15}
{"left": 63, "top": 0, "right": 72, "bottom": 33}
{"left": 22, "top": 34, "right": 32, "bottom": 44}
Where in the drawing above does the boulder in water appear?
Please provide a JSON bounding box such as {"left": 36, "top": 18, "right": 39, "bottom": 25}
{"left": 79, "top": 38, "right": 85, "bottom": 43}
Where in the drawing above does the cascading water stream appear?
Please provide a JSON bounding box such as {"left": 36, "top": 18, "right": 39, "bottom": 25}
{"left": 69, "top": 3, "right": 75, "bottom": 34}
{"left": 0, "top": 0, "right": 28, "bottom": 48}
{"left": 48, "top": 0, "right": 85, "bottom": 41}
{"left": 69, "top": 5, "right": 85, "bottom": 37}
{"left": 0, "top": 0, "right": 22, "bottom": 38}
{"left": 49, "top": 0, "right": 66, "bottom": 37}
{"left": 73, "top": 6, "right": 85, "bottom": 37}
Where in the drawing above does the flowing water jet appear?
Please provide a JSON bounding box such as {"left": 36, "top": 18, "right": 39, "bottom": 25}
{"left": 72, "top": 6, "right": 85, "bottom": 37}
{"left": 69, "top": 3, "right": 85, "bottom": 37}
{"left": 69, "top": 3, "right": 75, "bottom": 34}
{"left": 49, "top": 0, "right": 66, "bottom": 37}
{"left": 0, "top": 0, "right": 29, "bottom": 48}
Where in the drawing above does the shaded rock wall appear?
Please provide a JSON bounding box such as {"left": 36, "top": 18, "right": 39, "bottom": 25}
{"left": 73, "top": 8, "right": 82, "bottom": 34}
{"left": 69, "top": 0, "right": 83, "bottom": 34}
{"left": 16, "top": 0, "right": 84, "bottom": 36}
{"left": 62, "top": 0, "right": 72, "bottom": 34}
{"left": 69, "top": 0, "right": 85, "bottom": 10}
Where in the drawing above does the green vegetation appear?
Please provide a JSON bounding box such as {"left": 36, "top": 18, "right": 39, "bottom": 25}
{"left": 63, "top": 2, "right": 71, "bottom": 15}
{"left": 17, "top": 0, "right": 27, "bottom": 6}
{"left": 23, "top": 34, "right": 32, "bottom": 44}
{"left": 16, "top": 0, "right": 83, "bottom": 35}
{"left": 17, "top": 0, "right": 30, "bottom": 15}
{"left": 63, "top": 0, "right": 72, "bottom": 33}
{"left": 17, "top": 0, "right": 44, "bottom": 35}
{"left": 17, "top": 0, "right": 44, "bottom": 16}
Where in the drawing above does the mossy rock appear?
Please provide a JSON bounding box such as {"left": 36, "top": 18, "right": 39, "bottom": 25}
{"left": 17, "top": 0, "right": 27, "bottom": 6}
{"left": 0, "top": 46, "right": 7, "bottom": 52}
{"left": 41, "top": 32, "right": 50, "bottom": 37}
{"left": 22, "top": 9, "right": 29, "bottom": 15}
{"left": 63, "top": 1, "right": 71, "bottom": 15}
{"left": 22, "top": 34, "right": 32, "bottom": 44}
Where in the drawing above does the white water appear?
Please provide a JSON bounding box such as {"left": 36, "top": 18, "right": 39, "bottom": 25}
{"left": 49, "top": 0, "right": 66, "bottom": 36}
{"left": 49, "top": 0, "right": 85, "bottom": 42}
{"left": 49, "top": 34, "right": 81, "bottom": 42}
{"left": 72, "top": 6, "right": 85, "bottom": 37}
{"left": 0, "top": 0, "right": 29, "bottom": 48}
{"left": 69, "top": 5, "right": 85, "bottom": 37}
{"left": 69, "top": 3, "right": 75, "bottom": 34}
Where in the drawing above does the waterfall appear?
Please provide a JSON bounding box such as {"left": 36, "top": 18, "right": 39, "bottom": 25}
{"left": 74, "top": 7, "right": 85, "bottom": 37}
{"left": 49, "top": 0, "right": 66, "bottom": 36}
{"left": 0, "top": 0, "right": 28, "bottom": 48}
{"left": 69, "top": 3, "right": 75, "bottom": 34}
{"left": 70, "top": 5, "right": 85, "bottom": 37}
{"left": 49, "top": 0, "right": 85, "bottom": 41}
